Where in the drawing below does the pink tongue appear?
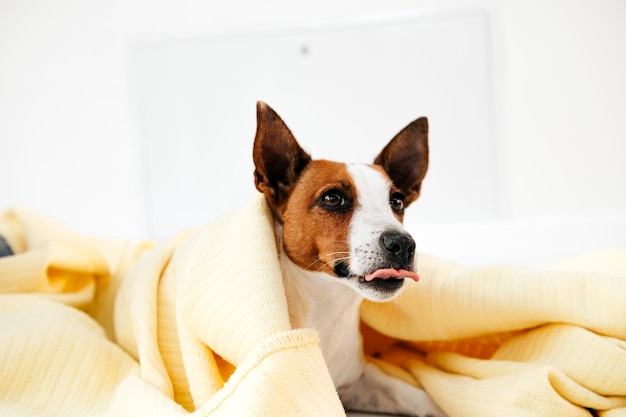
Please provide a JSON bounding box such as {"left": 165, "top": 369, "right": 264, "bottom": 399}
{"left": 364, "top": 269, "right": 419, "bottom": 282}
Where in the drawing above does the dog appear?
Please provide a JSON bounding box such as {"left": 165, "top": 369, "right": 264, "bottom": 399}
{"left": 253, "top": 102, "right": 447, "bottom": 417}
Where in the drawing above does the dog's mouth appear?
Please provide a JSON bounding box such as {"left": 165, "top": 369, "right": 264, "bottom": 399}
{"left": 333, "top": 261, "right": 418, "bottom": 296}
{"left": 362, "top": 268, "right": 419, "bottom": 294}
{"left": 334, "top": 261, "right": 419, "bottom": 281}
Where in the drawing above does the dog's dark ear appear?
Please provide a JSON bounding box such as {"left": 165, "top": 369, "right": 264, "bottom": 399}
{"left": 374, "top": 117, "right": 429, "bottom": 206}
{"left": 253, "top": 101, "right": 311, "bottom": 218}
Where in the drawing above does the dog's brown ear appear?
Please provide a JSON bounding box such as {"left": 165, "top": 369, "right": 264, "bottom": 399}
{"left": 374, "top": 117, "right": 429, "bottom": 206}
{"left": 253, "top": 101, "right": 311, "bottom": 218}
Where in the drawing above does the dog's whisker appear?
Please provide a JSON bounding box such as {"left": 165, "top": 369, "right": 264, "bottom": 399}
{"left": 309, "top": 255, "right": 351, "bottom": 272}
{"left": 305, "top": 252, "right": 350, "bottom": 269}
{"left": 317, "top": 251, "right": 350, "bottom": 260}
{"left": 310, "top": 257, "right": 350, "bottom": 271}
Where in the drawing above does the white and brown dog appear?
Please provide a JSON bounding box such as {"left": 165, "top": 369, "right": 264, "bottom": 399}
{"left": 253, "top": 102, "right": 446, "bottom": 417}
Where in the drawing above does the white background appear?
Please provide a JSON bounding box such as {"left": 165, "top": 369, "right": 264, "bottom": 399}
{"left": 134, "top": 11, "right": 497, "bottom": 238}
{"left": 1, "top": 0, "right": 625, "bottom": 265}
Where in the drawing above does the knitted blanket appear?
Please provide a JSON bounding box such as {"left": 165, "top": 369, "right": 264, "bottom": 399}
{"left": 1, "top": 195, "right": 625, "bottom": 417}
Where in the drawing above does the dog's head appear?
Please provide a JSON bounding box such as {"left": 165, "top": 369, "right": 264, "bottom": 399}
{"left": 253, "top": 102, "right": 428, "bottom": 302}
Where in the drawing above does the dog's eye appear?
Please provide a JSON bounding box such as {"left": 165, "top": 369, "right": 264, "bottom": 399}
{"left": 390, "top": 193, "right": 406, "bottom": 214}
{"left": 320, "top": 190, "right": 349, "bottom": 210}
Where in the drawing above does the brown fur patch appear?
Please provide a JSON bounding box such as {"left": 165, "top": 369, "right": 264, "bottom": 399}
{"left": 281, "top": 160, "right": 356, "bottom": 275}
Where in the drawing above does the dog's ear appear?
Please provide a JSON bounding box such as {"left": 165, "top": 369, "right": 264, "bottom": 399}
{"left": 374, "top": 117, "right": 429, "bottom": 206}
{"left": 253, "top": 101, "right": 311, "bottom": 218}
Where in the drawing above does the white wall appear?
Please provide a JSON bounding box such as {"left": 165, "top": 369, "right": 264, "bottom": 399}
{"left": 133, "top": 11, "right": 499, "bottom": 238}
{"left": 500, "top": 1, "right": 626, "bottom": 218}
{"left": 1, "top": 0, "right": 625, "bottom": 263}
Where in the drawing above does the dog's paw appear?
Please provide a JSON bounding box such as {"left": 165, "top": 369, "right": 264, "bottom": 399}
{"left": 340, "top": 363, "right": 448, "bottom": 417}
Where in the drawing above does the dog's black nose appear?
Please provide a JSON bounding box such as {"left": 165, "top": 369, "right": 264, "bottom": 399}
{"left": 380, "top": 232, "right": 416, "bottom": 264}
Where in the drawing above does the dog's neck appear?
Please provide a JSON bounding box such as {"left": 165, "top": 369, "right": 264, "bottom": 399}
{"left": 278, "top": 246, "right": 366, "bottom": 389}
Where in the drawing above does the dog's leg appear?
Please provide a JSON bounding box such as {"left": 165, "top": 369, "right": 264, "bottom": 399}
{"left": 340, "top": 363, "right": 447, "bottom": 417}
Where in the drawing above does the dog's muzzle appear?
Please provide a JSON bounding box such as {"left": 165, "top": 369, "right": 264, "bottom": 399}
{"left": 332, "top": 231, "right": 417, "bottom": 280}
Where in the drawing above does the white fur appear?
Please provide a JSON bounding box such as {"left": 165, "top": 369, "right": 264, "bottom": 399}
{"left": 345, "top": 164, "right": 409, "bottom": 300}
{"left": 280, "top": 255, "right": 365, "bottom": 389}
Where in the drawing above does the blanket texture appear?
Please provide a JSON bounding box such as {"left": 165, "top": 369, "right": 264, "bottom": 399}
{"left": 1, "top": 196, "right": 625, "bottom": 417}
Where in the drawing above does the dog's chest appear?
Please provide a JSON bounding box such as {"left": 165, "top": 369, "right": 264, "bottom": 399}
{"left": 280, "top": 257, "right": 366, "bottom": 389}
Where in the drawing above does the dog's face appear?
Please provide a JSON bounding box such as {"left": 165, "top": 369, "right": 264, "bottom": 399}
{"left": 253, "top": 102, "right": 428, "bottom": 302}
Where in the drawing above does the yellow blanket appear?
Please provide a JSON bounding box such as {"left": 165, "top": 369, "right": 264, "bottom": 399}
{"left": 1, "top": 196, "right": 625, "bottom": 417}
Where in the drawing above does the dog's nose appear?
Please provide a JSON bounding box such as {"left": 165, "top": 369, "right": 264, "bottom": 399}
{"left": 380, "top": 232, "right": 416, "bottom": 264}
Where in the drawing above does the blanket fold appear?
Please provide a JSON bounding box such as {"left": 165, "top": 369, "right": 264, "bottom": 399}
{"left": 361, "top": 250, "right": 626, "bottom": 416}
{"left": 1, "top": 197, "right": 625, "bottom": 417}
